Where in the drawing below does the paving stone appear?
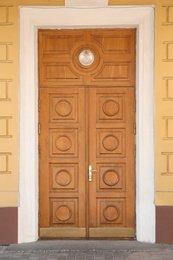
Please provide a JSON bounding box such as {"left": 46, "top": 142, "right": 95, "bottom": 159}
{"left": 103, "top": 252, "right": 113, "bottom": 259}
{"left": 29, "top": 256, "right": 39, "bottom": 260}
{"left": 0, "top": 241, "right": 173, "bottom": 260}
{"left": 67, "top": 253, "right": 76, "bottom": 259}
{"left": 57, "top": 256, "right": 67, "bottom": 260}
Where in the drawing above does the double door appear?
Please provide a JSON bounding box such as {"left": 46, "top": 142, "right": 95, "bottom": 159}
{"left": 39, "top": 29, "right": 136, "bottom": 238}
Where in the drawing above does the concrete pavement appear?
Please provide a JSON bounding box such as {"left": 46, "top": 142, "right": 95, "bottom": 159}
{"left": 0, "top": 240, "right": 173, "bottom": 259}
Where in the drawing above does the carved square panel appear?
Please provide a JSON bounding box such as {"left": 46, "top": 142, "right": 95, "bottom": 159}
{"left": 97, "top": 164, "right": 125, "bottom": 191}
{"left": 97, "top": 199, "right": 125, "bottom": 226}
{"left": 97, "top": 94, "right": 124, "bottom": 121}
{"left": 97, "top": 129, "right": 125, "bottom": 157}
{"left": 50, "top": 199, "right": 78, "bottom": 225}
{"left": 50, "top": 164, "right": 78, "bottom": 191}
{"left": 49, "top": 94, "right": 78, "bottom": 122}
{"left": 50, "top": 129, "right": 78, "bottom": 157}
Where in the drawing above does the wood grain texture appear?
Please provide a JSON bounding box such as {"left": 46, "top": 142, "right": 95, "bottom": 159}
{"left": 38, "top": 29, "right": 135, "bottom": 87}
{"left": 39, "top": 29, "right": 136, "bottom": 238}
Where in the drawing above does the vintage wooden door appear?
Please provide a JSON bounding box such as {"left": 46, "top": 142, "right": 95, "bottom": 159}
{"left": 38, "top": 29, "right": 136, "bottom": 238}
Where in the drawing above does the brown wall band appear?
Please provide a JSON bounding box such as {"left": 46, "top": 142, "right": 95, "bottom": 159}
{"left": 0, "top": 208, "right": 18, "bottom": 245}
{"left": 156, "top": 206, "right": 173, "bottom": 244}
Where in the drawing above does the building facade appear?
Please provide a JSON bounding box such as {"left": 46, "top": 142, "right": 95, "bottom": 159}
{"left": 0, "top": 0, "right": 173, "bottom": 244}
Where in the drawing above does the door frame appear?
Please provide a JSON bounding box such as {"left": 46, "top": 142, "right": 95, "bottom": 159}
{"left": 19, "top": 6, "right": 155, "bottom": 243}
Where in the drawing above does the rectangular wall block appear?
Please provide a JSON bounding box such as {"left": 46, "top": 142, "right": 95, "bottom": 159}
{"left": 0, "top": 207, "right": 18, "bottom": 244}
{"left": 156, "top": 206, "right": 173, "bottom": 244}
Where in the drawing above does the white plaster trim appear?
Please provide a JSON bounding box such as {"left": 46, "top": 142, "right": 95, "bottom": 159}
{"left": 19, "top": 6, "right": 155, "bottom": 243}
{"left": 65, "top": 0, "right": 108, "bottom": 6}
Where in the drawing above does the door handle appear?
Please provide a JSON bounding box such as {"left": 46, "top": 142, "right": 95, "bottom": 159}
{"left": 89, "top": 165, "right": 97, "bottom": 182}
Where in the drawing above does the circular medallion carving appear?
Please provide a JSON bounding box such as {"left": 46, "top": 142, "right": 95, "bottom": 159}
{"left": 55, "top": 170, "right": 72, "bottom": 186}
{"left": 79, "top": 50, "right": 94, "bottom": 66}
{"left": 102, "top": 100, "right": 119, "bottom": 117}
{"left": 103, "top": 205, "right": 119, "bottom": 222}
{"left": 103, "top": 170, "right": 119, "bottom": 186}
{"left": 102, "top": 135, "right": 119, "bottom": 151}
{"left": 56, "top": 205, "right": 72, "bottom": 221}
{"left": 55, "top": 100, "right": 72, "bottom": 117}
{"left": 56, "top": 136, "right": 72, "bottom": 151}
{"left": 71, "top": 43, "right": 102, "bottom": 73}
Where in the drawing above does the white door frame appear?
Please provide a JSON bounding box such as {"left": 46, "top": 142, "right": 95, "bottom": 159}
{"left": 19, "top": 6, "right": 155, "bottom": 243}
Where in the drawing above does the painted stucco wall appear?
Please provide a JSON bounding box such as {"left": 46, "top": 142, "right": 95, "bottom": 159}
{"left": 0, "top": 0, "right": 173, "bottom": 207}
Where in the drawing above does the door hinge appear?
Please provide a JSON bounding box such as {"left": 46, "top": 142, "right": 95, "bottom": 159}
{"left": 38, "top": 99, "right": 41, "bottom": 112}
{"left": 134, "top": 144, "right": 136, "bottom": 158}
{"left": 133, "top": 122, "right": 136, "bottom": 135}
{"left": 134, "top": 97, "right": 136, "bottom": 112}
{"left": 38, "top": 123, "right": 41, "bottom": 135}
{"left": 38, "top": 144, "right": 41, "bottom": 157}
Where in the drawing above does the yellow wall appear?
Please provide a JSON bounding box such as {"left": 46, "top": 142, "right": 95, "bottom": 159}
{"left": 0, "top": 0, "right": 173, "bottom": 206}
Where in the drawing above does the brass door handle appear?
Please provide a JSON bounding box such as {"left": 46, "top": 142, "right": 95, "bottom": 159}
{"left": 89, "top": 165, "right": 97, "bottom": 182}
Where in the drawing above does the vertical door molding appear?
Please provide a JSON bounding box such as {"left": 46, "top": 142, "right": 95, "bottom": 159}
{"left": 19, "top": 6, "right": 155, "bottom": 243}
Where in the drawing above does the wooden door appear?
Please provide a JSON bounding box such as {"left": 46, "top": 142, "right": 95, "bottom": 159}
{"left": 88, "top": 87, "right": 135, "bottom": 237}
{"left": 39, "top": 87, "right": 87, "bottom": 238}
{"left": 38, "top": 29, "right": 136, "bottom": 238}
